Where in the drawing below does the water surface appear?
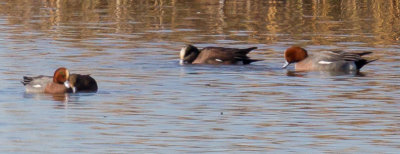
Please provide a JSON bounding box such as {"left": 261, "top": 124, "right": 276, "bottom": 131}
{"left": 0, "top": 0, "right": 399, "bottom": 153}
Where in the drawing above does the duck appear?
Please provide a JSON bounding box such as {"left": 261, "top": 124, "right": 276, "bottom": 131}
{"left": 282, "top": 46, "right": 376, "bottom": 72}
{"left": 22, "top": 67, "right": 74, "bottom": 94}
{"left": 22, "top": 68, "right": 98, "bottom": 93}
{"left": 68, "top": 74, "right": 98, "bottom": 93}
{"left": 179, "top": 44, "right": 259, "bottom": 65}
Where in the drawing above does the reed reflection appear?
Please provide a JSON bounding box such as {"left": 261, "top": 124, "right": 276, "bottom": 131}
{"left": 0, "top": 0, "right": 398, "bottom": 46}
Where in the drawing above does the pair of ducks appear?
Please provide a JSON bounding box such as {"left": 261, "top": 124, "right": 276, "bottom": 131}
{"left": 23, "top": 45, "right": 375, "bottom": 94}
{"left": 180, "top": 45, "right": 375, "bottom": 71}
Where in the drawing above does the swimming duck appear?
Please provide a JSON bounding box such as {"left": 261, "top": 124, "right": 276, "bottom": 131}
{"left": 179, "top": 44, "right": 259, "bottom": 65}
{"left": 22, "top": 67, "right": 74, "bottom": 94}
{"left": 68, "top": 74, "right": 98, "bottom": 93}
{"left": 282, "top": 46, "right": 376, "bottom": 72}
{"left": 22, "top": 68, "right": 98, "bottom": 93}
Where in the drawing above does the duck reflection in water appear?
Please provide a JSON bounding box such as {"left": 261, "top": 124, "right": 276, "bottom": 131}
{"left": 285, "top": 70, "right": 367, "bottom": 77}
{"left": 23, "top": 92, "right": 72, "bottom": 103}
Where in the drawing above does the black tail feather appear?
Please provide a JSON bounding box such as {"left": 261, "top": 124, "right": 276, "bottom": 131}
{"left": 355, "top": 58, "right": 378, "bottom": 70}
{"left": 357, "top": 51, "right": 373, "bottom": 56}
{"left": 21, "top": 76, "right": 33, "bottom": 85}
{"left": 238, "top": 47, "right": 258, "bottom": 54}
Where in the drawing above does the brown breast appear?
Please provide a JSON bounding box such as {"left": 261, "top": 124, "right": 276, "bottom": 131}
{"left": 44, "top": 82, "right": 67, "bottom": 94}
{"left": 295, "top": 60, "right": 315, "bottom": 71}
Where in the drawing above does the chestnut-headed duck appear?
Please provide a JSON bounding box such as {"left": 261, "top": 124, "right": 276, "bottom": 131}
{"left": 179, "top": 44, "right": 260, "bottom": 65}
{"left": 282, "top": 46, "right": 376, "bottom": 72}
{"left": 22, "top": 68, "right": 98, "bottom": 93}
{"left": 22, "top": 67, "right": 74, "bottom": 94}
{"left": 68, "top": 74, "right": 98, "bottom": 93}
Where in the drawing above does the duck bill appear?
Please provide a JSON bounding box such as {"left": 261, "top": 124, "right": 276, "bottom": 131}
{"left": 64, "top": 81, "right": 76, "bottom": 93}
{"left": 179, "top": 47, "right": 186, "bottom": 65}
{"left": 64, "top": 81, "right": 71, "bottom": 88}
{"left": 282, "top": 61, "right": 290, "bottom": 69}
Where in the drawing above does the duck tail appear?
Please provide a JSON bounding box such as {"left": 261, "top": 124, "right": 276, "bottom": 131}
{"left": 246, "top": 47, "right": 258, "bottom": 51}
{"left": 238, "top": 47, "right": 258, "bottom": 54}
{"left": 357, "top": 51, "right": 373, "bottom": 56}
{"left": 355, "top": 58, "right": 378, "bottom": 70}
{"left": 21, "top": 76, "right": 33, "bottom": 85}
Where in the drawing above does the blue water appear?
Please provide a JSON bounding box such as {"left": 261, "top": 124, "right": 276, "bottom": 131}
{"left": 0, "top": 0, "right": 399, "bottom": 153}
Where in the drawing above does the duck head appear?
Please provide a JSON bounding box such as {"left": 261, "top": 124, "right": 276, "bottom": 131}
{"left": 53, "top": 67, "right": 76, "bottom": 93}
{"left": 283, "top": 46, "right": 308, "bottom": 68}
{"left": 179, "top": 44, "right": 200, "bottom": 65}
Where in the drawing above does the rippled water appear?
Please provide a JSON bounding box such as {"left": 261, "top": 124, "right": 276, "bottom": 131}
{"left": 0, "top": 0, "right": 399, "bottom": 153}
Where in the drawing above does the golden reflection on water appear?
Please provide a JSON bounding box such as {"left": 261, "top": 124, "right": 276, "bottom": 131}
{"left": 0, "top": 0, "right": 399, "bottom": 46}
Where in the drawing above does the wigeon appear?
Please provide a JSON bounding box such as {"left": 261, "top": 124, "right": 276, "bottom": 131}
{"left": 68, "top": 74, "right": 98, "bottom": 92}
{"left": 22, "top": 67, "right": 74, "bottom": 94}
{"left": 179, "top": 44, "right": 260, "bottom": 65}
{"left": 282, "top": 46, "right": 376, "bottom": 72}
{"left": 22, "top": 68, "right": 98, "bottom": 93}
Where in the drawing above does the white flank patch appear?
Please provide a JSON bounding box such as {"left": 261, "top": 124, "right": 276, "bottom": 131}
{"left": 33, "top": 84, "right": 42, "bottom": 88}
{"left": 215, "top": 59, "right": 223, "bottom": 62}
{"left": 318, "top": 61, "right": 332, "bottom": 65}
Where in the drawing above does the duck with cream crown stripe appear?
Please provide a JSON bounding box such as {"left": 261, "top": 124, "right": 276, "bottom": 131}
{"left": 179, "top": 44, "right": 260, "bottom": 65}
{"left": 22, "top": 67, "right": 98, "bottom": 94}
{"left": 282, "top": 46, "right": 377, "bottom": 72}
{"left": 22, "top": 67, "right": 73, "bottom": 94}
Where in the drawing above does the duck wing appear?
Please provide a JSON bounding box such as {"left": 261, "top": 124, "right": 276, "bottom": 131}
{"left": 318, "top": 50, "right": 372, "bottom": 62}
{"left": 22, "top": 75, "right": 50, "bottom": 85}
{"left": 318, "top": 50, "right": 375, "bottom": 69}
{"left": 195, "top": 47, "right": 258, "bottom": 64}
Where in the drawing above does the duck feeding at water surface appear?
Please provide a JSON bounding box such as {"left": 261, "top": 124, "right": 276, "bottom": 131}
{"left": 179, "top": 44, "right": 260, "bottom": 65}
